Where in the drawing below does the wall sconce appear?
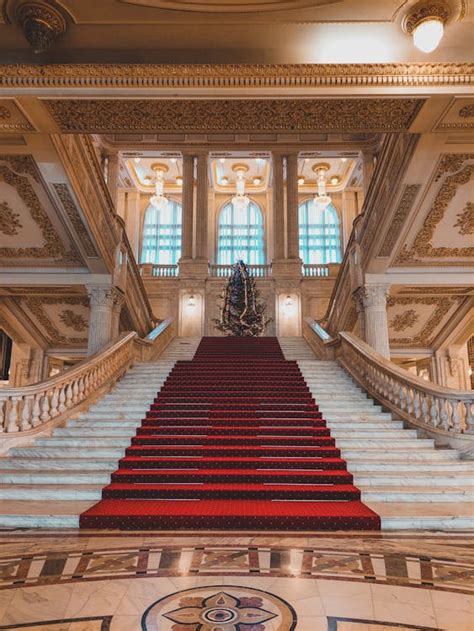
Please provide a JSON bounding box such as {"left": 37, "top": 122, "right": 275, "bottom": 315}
{"left": 187, "top": 295, "right": 196, "bottom": 307}
{"left": 284, "top": 295, "right": 294, "bottom": 306}
{"left": 403, "top": 1, "right": 450, "bottom": 53}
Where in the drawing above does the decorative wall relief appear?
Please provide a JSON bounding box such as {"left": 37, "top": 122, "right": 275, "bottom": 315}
{"left": 0, "top": 200, "right": 22, "bottom": 235}
{"left": 377, "top": 184, "right": 421, "bottom": 258}
{"left": 53, "top": 183, "right": 98, "bottom": 257}
{"left": 18, "top": 297, "right": 89, "bottom": 345}
{"left": 459, "top": 104, "right": 474, "bottom": 118}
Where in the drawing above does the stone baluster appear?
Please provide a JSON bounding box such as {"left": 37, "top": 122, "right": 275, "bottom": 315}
{"left": 20, "top": 396, "right": 32, "bottom": 431}
{"left": 32, "top": 393, "right": 42, "bottom": 427}
{"left": 465, "top": 401, "right": 473, "bottom": 433}
{"left": 50, "top": 387, "right": 59, "bottom": 417}
{"left": 7, "top": 397, "right": 20, "bottom": 432}
{"left": 451, "top": 400, "right": 461, "bottom": 432}
{"left": 58, "top": 385, "right": 67, "bottom": 413}
{"left": 40, "top": 393, "right": 50, "bottom": 422}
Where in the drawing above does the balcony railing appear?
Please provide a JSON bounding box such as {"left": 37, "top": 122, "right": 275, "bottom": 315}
{"left": 140, "top": 264, "right": 179, "bottom": 278}
{"left": 302, "top": 263, "right": 340, "bottom": 278}
{"left": 209, "top": 264, "right": 272, "bottom": 278}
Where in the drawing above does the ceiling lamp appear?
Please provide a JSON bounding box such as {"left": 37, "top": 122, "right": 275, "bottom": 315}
{"left": 298, "top": 177, "right": 305, "bottom": 186}
{"left": 253, "top": 176, "right": 262, "bottom": 186}
{"left": 231, "top": 164, "right": 250, "bottom": 213}
{"left": 330, "top": 175, "right": 341, "bottom": 186}
{"left": 176, "top": 176, "right": 183, "bottom": 186}
{"left": 150, "top": 163, "right": 169, "bottom": 211}
{"left": 220, "top": 176, "right": 229, "bottom": 185}
{"left": 403, "top": 1, "right": 449, "bottom": 53}
{"left": 312, "top": 163, "right": 332, "bottom": 211}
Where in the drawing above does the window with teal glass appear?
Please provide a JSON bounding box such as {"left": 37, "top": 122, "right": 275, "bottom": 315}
{"left": 140, "top": 200, "right": 182, "bottom": 265}
{"left": 217, "top": 200, "right": 265, "bottom": 265}
{"left": 298, "top": 200, "right": 341, "bottom": 264}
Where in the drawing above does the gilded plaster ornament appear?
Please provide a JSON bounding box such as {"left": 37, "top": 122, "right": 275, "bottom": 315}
{"left": 59, "top": 309, "right": 88, "bottom": 332}
{"left": 0, "top": 106, "right": 11, "bottom": 120}
{"left": 377, "top": 184, "right": 421, "bottom": 258}
{"left": 15, "top": 1, "right": 68, "bottom": 54}
{"left": 53, "top": 184, "right": 98, "bottom": 257}
{"left": 459, "top": 104, "right": 474, "bottom": 118}
{"left": 390, "top": 309, "right": 420, "bottom": 332}
{"left": 454, "top": 201, "right": 474, "bottom": 235}
{"left": 0, "top": 201, "right": 22, "bottom": 236}
{"left": 20, "top": 297, "right": 89, "bottom": 345}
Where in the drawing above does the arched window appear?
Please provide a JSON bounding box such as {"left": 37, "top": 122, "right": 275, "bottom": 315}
{"left": 140, "top": 200, "right": 182, "bottom": 265}
{"left": 217, "top": 200, "right": 265, "bottom": 266}
{"left": 298, "top": 200, "right": 341, "bottom": 264}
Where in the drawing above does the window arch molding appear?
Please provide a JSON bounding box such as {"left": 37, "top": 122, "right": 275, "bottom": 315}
{"left": 139, "top": 197, "right": 183, "bottom": 265}
{"left": 216, "top": 197, "right": 266, "bottom": 266}
{"left": 298, "top": 196, "right": 342, "bottom": 265}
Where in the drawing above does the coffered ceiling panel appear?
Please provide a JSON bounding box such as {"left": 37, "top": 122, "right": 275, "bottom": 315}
{"left": 0, "top": 155, "right": 85, "bottom": 268}
{"left": 434, "top": 97, "right": 474, "bottom": 132}
{"left": 393, "top": 153, "right": 474, "bottom": 267}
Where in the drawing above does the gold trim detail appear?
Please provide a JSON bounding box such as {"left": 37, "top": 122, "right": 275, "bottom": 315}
{"left": 387, "top": 296, "right": 461, "bottom": 346}
{"left": 390, "top": 309, "right": 420, "bottom": 332}
{"left": 459, "top": 104, "right": 474, "bottom": 118}
{"left": 0, "top": 64, "right": 471, "bottom": 88}
{"left": 0, "top": 200, "right": 22, "bottom": 236}
{"left": 53, "top": 183, "right": 98, "bottom": 258}
{"left": 378, "top": 184, "right": 421, "bottom": 258}
{"left": 394, "top": 155, "right": 474, "bottom": 265}
{"left": 44, "top": 98, "right": 424, "bottom": 133}
{"left": 403, "top": 1, "right": 450, "bottom": 34}
{"left": 454, "top": 201, "right": 474, "bottom": 235}
{"left": 19, "top": 297, "right": 88, "bottom": 345}
{"left": 0, "top": 155, "right": 80, "bottom": 266}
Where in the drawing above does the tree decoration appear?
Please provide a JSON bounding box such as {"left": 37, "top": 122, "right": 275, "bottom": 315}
{"left": 214, "top": 260, "right": 270, "bottom": 337}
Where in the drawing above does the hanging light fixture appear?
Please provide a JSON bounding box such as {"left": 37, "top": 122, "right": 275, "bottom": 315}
{"left": 149, "top": 163, "right": 169, "bottom": 211}
{"left": 231, "top": 163, "right": 250, "bottom": 213}
{"left": 403, "top": 1, "right": 449, "bottom": 53}
{"left": 312, "top": 163, "right": 332, "bottom": 211}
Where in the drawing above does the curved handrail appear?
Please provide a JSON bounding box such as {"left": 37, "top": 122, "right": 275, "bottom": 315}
{"left": 338, "top": 332, "right": 473, "bottom": 435}
{"left": 0, "top": 319, "right": 174, "bottom": 434}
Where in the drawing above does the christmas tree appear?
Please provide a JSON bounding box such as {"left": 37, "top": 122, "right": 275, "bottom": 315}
{"left": 214, "top": 261, "right": 270, "bottom": 337}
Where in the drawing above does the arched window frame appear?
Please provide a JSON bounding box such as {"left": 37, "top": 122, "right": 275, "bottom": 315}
{"left": 216, "top": 198, "right": 265, "bottom": 266}
{"left": 139, "top": 197, "right": 183, "bottom": 265}
{"left": 298, "top": 197, "right": 342, "bottom": 264}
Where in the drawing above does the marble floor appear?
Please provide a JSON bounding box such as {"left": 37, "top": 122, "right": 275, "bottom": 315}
{"left": 0, "top": 530, "right": 471, "bottom": 630}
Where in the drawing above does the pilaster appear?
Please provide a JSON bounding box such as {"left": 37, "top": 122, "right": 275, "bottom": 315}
{"left": 356, "top": 284, "right": 391, "bottom": 358}
{"left": 86, "top": 285, "right": 123, "bottom": 356}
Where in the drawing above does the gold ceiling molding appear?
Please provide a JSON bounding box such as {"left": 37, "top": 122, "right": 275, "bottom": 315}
{"left": 398, "top": 286, "right": 473, "bottom": 295}
{"left": 0, "top": 101, "right": 34, "bottom": 133}
{"left": 454, "top": 201, "right": 474, "bottom": 236}
{"left": 19, "top": 297, "right": 89, "bottom": 346}
{"left": 59, "top": 309, "right": 88, "bottom": 332}
{"left": 387, "top": 296, "right": 461, "bottom": 346}
{"left": 0, "top": 64, "right": 471, "bottom": 89}
{"left": 53, "top": 183, "right": 98, "bottom": 258}
{"left": 394, "top": 155, "right": 474, "bottom": 266}
{"left": 377, "top": 184, "right": 421, "bottom": 258}
{"left": 119, "top": 0, "right": 334, "bottom": 11}
{"left": 0, "top": 156, "right": 81, "bottom": 266}
{"left": 44, "top": 98, "right": 423, "bottom": 133}
{"left": 459, "top": 104, "right": 474, "bottom": 118}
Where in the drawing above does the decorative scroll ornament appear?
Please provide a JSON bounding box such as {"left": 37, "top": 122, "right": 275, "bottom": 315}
{"left": 15, "top": 1, "right": 68, "bottom": 54}
{"left": 0, "top": 201, "right": 22, "bottom": 236}
{"left": 390, "top": 309, "right": 420, "bottom": 332}
{"left": 459, "top": 104, "right": 474, "bottom": 118}
{"left": 454, "top": 201, "right": 474, "bottom": 235}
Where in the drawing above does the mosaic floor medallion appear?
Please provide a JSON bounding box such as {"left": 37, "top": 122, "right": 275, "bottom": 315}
{"left": 142, "top": 585, "right": 297, "bottom": 630}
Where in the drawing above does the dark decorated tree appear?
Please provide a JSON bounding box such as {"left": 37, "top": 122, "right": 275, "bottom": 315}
{"left": 214, "top": 261, "right": 270, "bottom": 337}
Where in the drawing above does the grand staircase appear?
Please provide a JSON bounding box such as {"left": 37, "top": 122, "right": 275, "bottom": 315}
{"left": 0, "top": 335, "right": 472, "bottom": 529}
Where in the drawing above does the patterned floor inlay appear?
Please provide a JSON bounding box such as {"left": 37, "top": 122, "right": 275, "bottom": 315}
{"left": 0, "top": 532, "right": 471, "bottom": 630}
{"left": 143, "top": 585, "right": 297, "bottom": 630}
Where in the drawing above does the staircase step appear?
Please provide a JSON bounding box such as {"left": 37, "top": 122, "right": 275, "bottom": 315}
{"left": 360, "top": 486, "right": 474, "bottom": 502}
{"left": 0, "top": 483, "right": 103, "bottom": 500}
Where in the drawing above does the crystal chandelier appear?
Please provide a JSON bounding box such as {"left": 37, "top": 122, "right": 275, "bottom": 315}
{"left": 312, "top": 163, "right": 331, "bottom": 211}
{"left": 150, "top": 164, "right": 169, "bottom": 211}
{"left": 231, "top": 164, "right": 250, "bottom": 213}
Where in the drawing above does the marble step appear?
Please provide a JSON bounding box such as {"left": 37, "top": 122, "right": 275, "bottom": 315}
{"left": 10, "top": 447, "right": 125, "bottom": 458}
{"left": 56, "top": 427, "right": 137, "bottom": 436}
{"left": 349, "top": 460, "right": 468, "bottom": 472}
{"left": 0, "top": 483, "right": 103, "bottom": 500}
{"left": 355, "top": 472, "right": 474, "bottom": 486}
{"left": 320, "top": 421, "right": 404, "bottom": 429}
{"left": 330, "top": 429, "right": 417, "bottom": 438}
{"left": 336, "top": 438, "right": 435, "bottom": 448}
{"left": 37, "top": 437, "right": 131, "bottom": 448}
{"left": 370, "top": 502, "right": 474, "bottom": 531}
{"left": 67, "top": 420, "right": 139, "bottom": 429}
{"left": 0, "top": 501, "right": 91, "bottom": 528}
{"left": 360, "top": 486, "right": 474, "bottom": 502}
{"left": 1, "top": 458, "right": 118, "bottom": 470}
{"left": 341, "top": 449, "right": 458, "bottom": 460}
{"left": 0, "top": 470, "right": 112, "bottom": 484}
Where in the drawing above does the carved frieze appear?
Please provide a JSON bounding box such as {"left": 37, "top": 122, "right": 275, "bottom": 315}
{"left": 59, "top": 309, "right": 88, "bottom": 332}
{"left": 0, "top": 63, "right": 472, "bottom": 89}
{"left": 0, "top": 156, "right": 81, "bottom": 266}
{"left": 459, "top": 104, "right": 474, "bottom": 118}
{"left": 390, "top": 309, "right": 419, "bottom": 332}
{"left": 53, "top": 183, "right": 98, "bottom": 258}
{"left": 0, "top": 102, "right": 34, "bottom": 133}
{"left": 44, "top": 98, "right": 424, "bottom": 133}
{"left": 377, "top": 184, "right": 421, "bottom": 258}
{"left": 387, "top": 296, "right": 462, "bottom": 346}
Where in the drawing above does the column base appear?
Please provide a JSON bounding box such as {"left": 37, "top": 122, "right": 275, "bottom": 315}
{"left": 272, "top": 258, "right": 303, "bottom": 279}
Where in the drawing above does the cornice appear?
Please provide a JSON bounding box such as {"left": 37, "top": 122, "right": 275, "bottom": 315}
{"left": 0, "top": 63, "right": 472, "bottom": 89}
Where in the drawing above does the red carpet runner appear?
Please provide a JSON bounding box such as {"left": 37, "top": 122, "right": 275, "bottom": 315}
{"left": 80, "top": 337, "right": 380, "bottom": 530}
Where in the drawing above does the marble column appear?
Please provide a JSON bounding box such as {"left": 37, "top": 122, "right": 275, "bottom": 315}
{"left": 357, "top": 284, "right": 391, "bottom": 358}
{"left": 272, "top": 152, "right": 285, "bottom": 261}
{"left": 106, "top": 151, "right": 119, "bottom": 208}
{"left": 180, "top": 154, "right": 194, "bottom": 261}
{"left": 86, "top": 285, "right": 122, "bottom": 356}
{"left": 342, "top": 190, "right": 358, "bottom": 249}
{"left": 194, "top": 153, "right": 209, "bottom": 262}
{"left": 286, "top": 153, "right": 300, "bottom": 260}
